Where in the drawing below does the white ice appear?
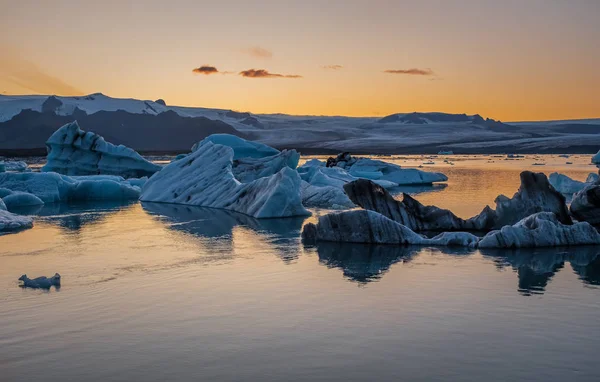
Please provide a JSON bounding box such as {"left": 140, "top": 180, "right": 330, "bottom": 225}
{"left": 42, "top": 121, "right": 161, "bottom": 178}
{"left": 140, "top": 139, "right": 310, "bottom": 218}
{"left": 192, "top": 133, "right": 280, "bottom": 159}
{"left": 0, "top": 209, "right": 33, "bottom": 232}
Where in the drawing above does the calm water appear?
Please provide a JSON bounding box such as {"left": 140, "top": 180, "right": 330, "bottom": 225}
{"left": 1, "top": 155, "right": 600, "bottom": 382}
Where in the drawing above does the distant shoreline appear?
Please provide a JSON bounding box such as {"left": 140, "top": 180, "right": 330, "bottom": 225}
{"left": 1, "top": 145, "right": 598, "bottom": 158}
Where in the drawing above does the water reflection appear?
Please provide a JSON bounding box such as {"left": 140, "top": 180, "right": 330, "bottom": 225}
{"left": 141, "top": 202, "right": 307, "bottom": 261}
{"left": 33, "top": 201, "right": 137, "bottom": 232}
{"left": 313, "top": 242, "right": 418, "bottom": 284}
{"left": 481, "top": 247, "right": 600, "bottom": 295}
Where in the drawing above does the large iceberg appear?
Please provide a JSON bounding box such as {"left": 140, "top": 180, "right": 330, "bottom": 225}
{"left": 42, "top": 121, "right": 161, "bottom": 178}
{"left": 302, "top": 210, "right": 479, "bottom": 247}
{"left": 0, "top": 209, "right": 33, "bottom": 233}
{"left": 0, "top": 172, "right": 141, "bottom": 203}
{"left": 192, "top": 133, "right": 279, "bottom": 159}
{"left": 478, "top": 212, "right": 600, "bottom": 248}
{"left": 140, "top": 140, "right": 310, "bottom": 218}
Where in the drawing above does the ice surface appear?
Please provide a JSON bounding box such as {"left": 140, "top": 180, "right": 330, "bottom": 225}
{"left": 192, "top": 133, "right": 280, "bottom": 159}
{"left": 18, "top": 273, "right": 61, "bottom": 289}
{"left": 346, "top": 158, "right": 447, "bottom": 185}
{"left": 0, "top": 198, "right": 5, "bottom": 210}
{"left": 2, "top": 192, "right": 44, "bottom": 210}
{"left": 233, "top": 150, "right": 299, "bottom": 183}
{"left": 570, "top": 184, "right": 600, "bottom": 226}
{"left": 0, "top": 172, "right": 141, "bottom": 203}
{"left": 0, "top": 209, "right": 33, "bottom": 232}
{"left": 549, "top": 172, "right": 589, "bottom": 194}
{"left": 140, "top": 140, "right": 310, "bottom": 218}
{"left": 478, "top": 212, "right": 600, "bottom": 248}
{"left": 592, "top": 150, "right": 600, "bottom": 165}
{"left": 302, "top": 210, "right": 479, "bottom": 246}
{"left": 42, "top": 121, "right": 161, "bottom": 178}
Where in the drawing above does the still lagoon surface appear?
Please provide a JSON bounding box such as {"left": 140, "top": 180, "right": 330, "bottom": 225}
{"left": 1, "top": 155, "right": 600, "bottom": 381}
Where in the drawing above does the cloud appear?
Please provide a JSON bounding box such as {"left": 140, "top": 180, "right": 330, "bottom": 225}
{"left": 192, "top": 66, "right": 219, "bottom": 75}
{"left": 245, "top": 47, "right": 273, "bottom": 59}
{"left": 322, "top": 65, "right": 343, "bottom": 70}
{"left": 384, "top": 68, "right": 434, "bottom": 76}
{"left": 239, "top": 69, "right": 302, "bottom": 79}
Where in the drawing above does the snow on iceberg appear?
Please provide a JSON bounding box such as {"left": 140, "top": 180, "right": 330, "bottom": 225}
{"left": 0, "top": 172, "right": 141, "bottom": 203}
{"left": 192, "top": 133, "right": 279, "bottom": 159}
{"left": 140, "top": 140, "right": 310, "bottom": 218}
{"left": 42, "top": 121, "right": 161, "bottom": 178}
{"left": 478, "top": 212, "right": 600, "bottom": 248}
{"left": 2, "top": 191, "right": 44, "bottom": 210}
{"left": 0, "top": 209, "right": 33, "bottom": 233}
{"left": 302, "top": 210, "right": 479, "bottom": 247}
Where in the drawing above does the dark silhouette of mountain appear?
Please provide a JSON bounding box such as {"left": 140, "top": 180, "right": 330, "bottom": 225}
{"left": 0, "top": 109, "right": 245, "bottom": 154}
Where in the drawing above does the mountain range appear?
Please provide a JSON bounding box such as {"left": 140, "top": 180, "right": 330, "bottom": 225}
{"left": 1, "top": 93, "right": 599, "bottom": 155}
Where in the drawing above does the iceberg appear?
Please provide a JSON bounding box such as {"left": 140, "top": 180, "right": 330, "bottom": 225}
{"left": 2, "top": 191, "right": 44, "bottom": 210}
{"left": 324, "top": 152, "right": 447, "bottom": 186}
{"left": 0, "top": 161, "right": 30, "bottom": 172}
{"left": 0, "top": 209, "right": 33, "bottom": 232}
{"left": 140, "top": 140, "right": 310, "bottom": 218}
{"left": 587, "top": 173, "right": 600, "bottom": 183}
{"left": 344, "top": 179, "right": 495, "bottom": 231}
{"left": 302, "top": 210, "right": 479, "bottom": 247}
{"left": 592, "top": 150, "right": 600, "bottom": 165}
{"left": 0, "top": 172, "right": 141, "bottom": 203}
{"left": 18, "top": 273, "right": 61, "bottom": 289}
{"left": 192, "top": 133, "right": 279, "bottom": 159}
{"left": 300, "top": 181, "right": 355, "bottom": 209}
{"left": 478, "top": 212, "right": 600, "bottom": 248}
{"left": 549, "top": 172, "right": 596, "bottom": 194}
{"left": 570, "top": 184, "right": 600, "bottom": 226}
{"left": 42, "top": 121, "right": 161, "bottom": 178}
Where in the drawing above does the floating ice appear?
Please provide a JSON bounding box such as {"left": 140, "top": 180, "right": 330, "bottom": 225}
{"left": 192, "top": 133, "right": 280, "bottom": 159}
{"left": 0, "top": 209, "right": 33, "bottom": 232}
{"left": 549, "top": 172, "right": 589, "bottom": 194}
{"left": 18, "top": 273, "right": 61, "bottom": 289}
{"left": 478, "top": 212, "right": 600, "bottom": 248}
{"left": 0, "top": 161, "right": 30, "bottom": 172}
{"left": 42, "top": 121, "right": 161, "bottom": 178}
{"left": 0, "top": 172, "right": 141, "bottom": 203}
{"left": 302, "top": 210, "right": 479, "bottom": 247}
{"left": 570, "top": 184, "right": 600, "bottom": 226}
{"left": 140, "top": 140, "right": 310, "bottom": 218}
{"left": 592, "top": 150, "right": 600, "bottom": 165}
{"left": 2, "top": 191, "right": 44, "bottom": 210}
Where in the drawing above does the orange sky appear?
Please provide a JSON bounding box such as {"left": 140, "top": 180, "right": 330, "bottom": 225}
{"left": 1, "top": 0, "right": 598, "bottom": 121}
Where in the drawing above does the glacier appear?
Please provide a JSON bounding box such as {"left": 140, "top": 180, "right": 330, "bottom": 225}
{"left": 0, "top": 209, "right": 33, "bottom": 233}
{"left": 42, "top": 121, "right": 161, "bottom": 178}
{"left": 140, "top": 139, "right": 310, "bottom": 218}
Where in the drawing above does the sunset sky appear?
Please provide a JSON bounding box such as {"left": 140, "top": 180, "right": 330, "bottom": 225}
{"left": 0, "top": 0, "right": 598, "bottom": 121}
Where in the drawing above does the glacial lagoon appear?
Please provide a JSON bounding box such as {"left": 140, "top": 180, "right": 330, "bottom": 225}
{"left": 1, "top": 155, "right": 600, "bottom": 382}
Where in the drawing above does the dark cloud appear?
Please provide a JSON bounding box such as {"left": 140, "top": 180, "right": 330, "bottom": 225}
{"left": 322, "top": 65, "right": 343, "bottom": 70}
{"left": 245, "top": 47, "right": 273, "bottom": 58}
{"left": 239, "top": 69, "right": 302, "bottom": 79}
{"left": 192, "top": 66, "right": 219, "bottom": 75}
{"left": 384, "top": 68, "right": 434, "bottom": 76}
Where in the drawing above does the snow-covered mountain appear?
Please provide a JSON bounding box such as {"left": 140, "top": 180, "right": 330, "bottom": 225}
{"left": 1, "top": 93, "right": 599, "bottom": 155}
